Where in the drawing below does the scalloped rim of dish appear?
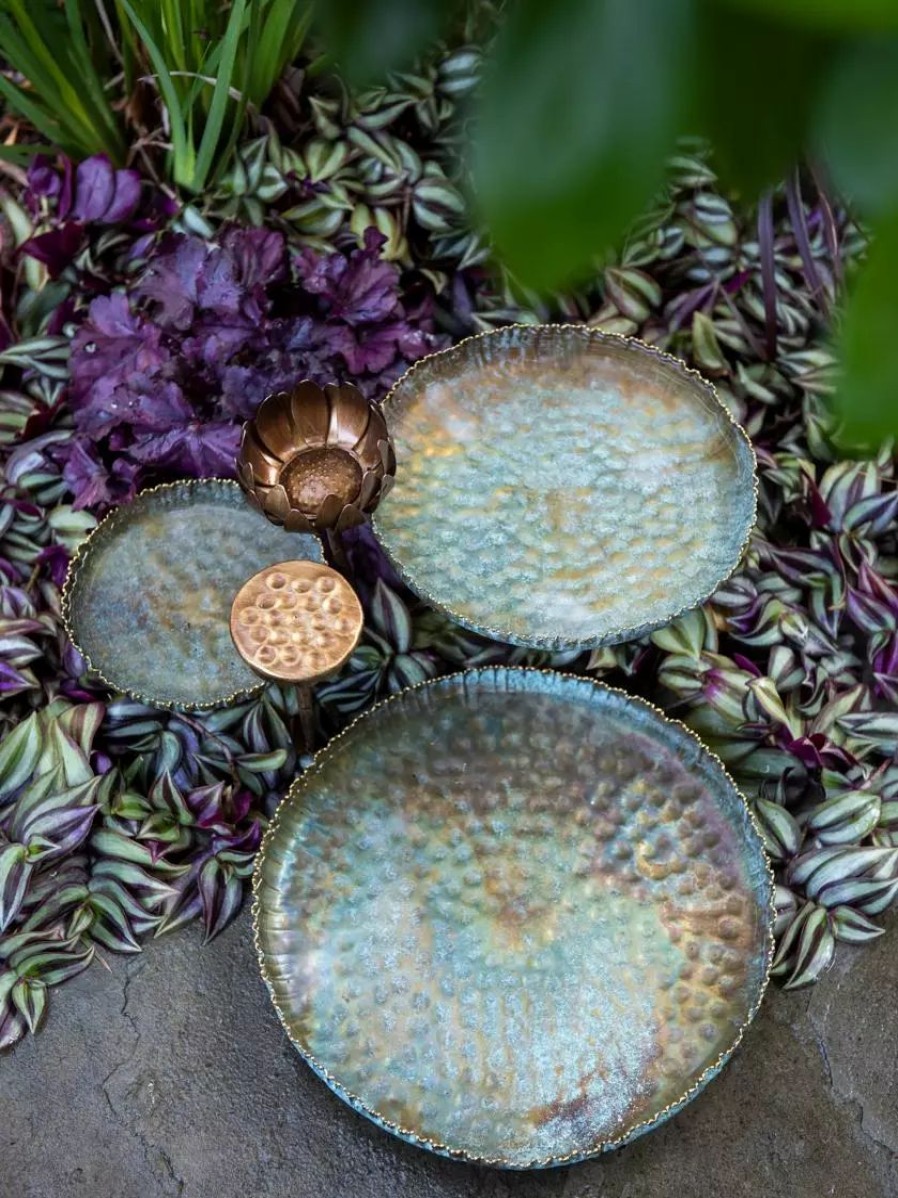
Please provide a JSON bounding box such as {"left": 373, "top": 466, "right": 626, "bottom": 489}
{"left": 370, "top": 325, "right": 759, "bottom": 652}
{"left": 253, "top": 665, "right": 776, "bottom": 1169}
{"left": 61, "top": 477, "right": 322, "bottom": 711}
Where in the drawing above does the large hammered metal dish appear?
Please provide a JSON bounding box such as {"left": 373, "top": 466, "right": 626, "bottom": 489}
{"left": 255, "top": 668, "right": 773, "bottom": 1168}
{"left": 62, "top": 479, "right": 322, "bottom": 709}
{"left": 371, "top": 325, "right": 757, "bottom": 650}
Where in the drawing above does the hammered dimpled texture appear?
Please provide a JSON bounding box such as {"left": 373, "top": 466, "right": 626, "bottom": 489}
{"left": 230, "top": 561, "right": 363, "bottom": 684}
{"left": 372, "top": 326, "right": 757, "bottom": 650}
{"left": 64, "top": 480, "right": 322, "bottom": 707}
{"left": 256, "top": 669, "right": 772, "bottom": 1167}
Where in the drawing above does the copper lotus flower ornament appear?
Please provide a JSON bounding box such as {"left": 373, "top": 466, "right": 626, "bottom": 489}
{"left": 237, "top": 381, "right": 395, "bottom": 535}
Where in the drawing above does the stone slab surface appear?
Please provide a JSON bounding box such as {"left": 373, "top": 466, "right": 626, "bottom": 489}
{"left": 2, "top": 908, "right": 897, "bottom": 1198}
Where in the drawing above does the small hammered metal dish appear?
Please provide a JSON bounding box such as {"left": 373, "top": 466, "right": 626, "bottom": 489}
{"left": 255, "top": 668, "right": 773, "bottom": 1168}
{"left": 230, "top": 561, "right": 364, "bottom": 685}
{"left": 372, "top": 325, "right": 757, "bottom": 650}
{"left": 62, "top": 479, "right": 322, "bottom": 708}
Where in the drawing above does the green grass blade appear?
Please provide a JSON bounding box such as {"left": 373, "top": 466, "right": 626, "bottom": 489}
{"left": 0, "top": 4, "right": 119, "bottom": 155}
{"left": 109, "top": 1, "right": 141, "bottom": 94}
{"left": 0, "top": 75, "right": 72, "bottom": 153}
{"left": 192, "top": 0, "right": 247, "bottom": 190}
{"left": 160, "top": 0, "right": 188, "bottom": 73}
{"left": 63, "top": 0, "right": 125, "bottom": 158}
{"left": 0, "top": 142, "right": 53, "bottom": 166}
{"left": 118, "top": 0, "right": 194, "bottom": 187}
{"left": 0, "top": 14, "right": 66, "bottom": 110}
{"left": 5, "top": 0, "right": 91, "bottom": 114}
{"left": 209, "top": 5, "right": 255, "bottom": 184}
{"left": 248, "top": 0, "right": 298, "bottom": 102}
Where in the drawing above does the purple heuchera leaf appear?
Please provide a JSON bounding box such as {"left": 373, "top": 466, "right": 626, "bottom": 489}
{"left": 136, "top": 229, "right": 285, "bottom": 330}
{"left": 135, "top": 236, "right": 206, "bottom": 329}
{"left": 62, "top": 224, "right": 442, "bottom": 502}
{"left": 63, "top": 440, "right": 113, "bottom": 510}
{"left": 69, "top": 294, "right": 168, "bottom": 424}
{"left": 220, "top": 226, "right": 286, "bottom": 292}
{"left": 330, "top": 319, "right": 431, "bottom": 376}
{"left": 129, "top": 418, "right": 241, "bottom": 478}
{"left": 195, "top": 247, "right": 244, "bottom": 318}
{"left": 295, "top": 228, "right": 400, "bottom": 325}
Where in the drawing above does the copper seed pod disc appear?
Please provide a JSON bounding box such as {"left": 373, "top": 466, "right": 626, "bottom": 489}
{"left": 230, "top": 561, "right": 363, "bottom": 686}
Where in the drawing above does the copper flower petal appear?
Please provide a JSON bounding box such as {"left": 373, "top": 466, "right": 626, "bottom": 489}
{"left": 353, "top": 418, "right": 386, "bottom": 471}
{"left": 335, "top": 504, "right": 365, "bottom": 533}
{"left": 380, "top": 475, "right": 395, "bottom": 501}
{"left": 324, "top": 383, "right": 371, "bottom": 450}
{"left": 378, "top": 438, "right": 397, "bottom": 477}
{"left": 253, "top": 393, "right": 298, "bottom": 461}
{"left": 284, "top": 508, "right": 316, "bottom": 534}
{"left": 242, "top": 486, "right": 264, "bottom": 513}
{"left": 356, "top": 469, "right": 380, "bottom": 512}
{"left": 241, "top": 425, "right": 284, "bottom": 486}
{"left": 289, "top": 381, "right": 331, "bottom": 448}
{"left": 237, "top": 458, "right": 257, "bottom": 493}
{"left": 315, "top": 493, "right": 346, "bottom": 530}
{"left": 262, "top": 483, "right": 291, "bottom": 524}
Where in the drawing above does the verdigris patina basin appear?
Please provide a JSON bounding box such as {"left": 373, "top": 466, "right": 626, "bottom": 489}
{"left": 254, "top": 667, "right": 773, "bottom": 1167}
{"left": 372, "top": 325, "right": 757, "bottom": 650}
{"left": 62, "top": 478, "right": 322, "bottom": 708}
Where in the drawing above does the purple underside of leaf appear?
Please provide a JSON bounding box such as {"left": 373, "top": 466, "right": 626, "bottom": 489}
{"left": 103, "top": 171, "right": 143, "bottom": 224}
{"left": 0, "top": 662, "right": 35, "bottom": 694}
{"left": 72, "top": 156, "right": 116, "bottom": 222}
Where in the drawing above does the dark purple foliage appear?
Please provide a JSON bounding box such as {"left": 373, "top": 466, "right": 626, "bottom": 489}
{"left": 64, "top": 226, "right": 443, "bottom": 507}
{"left": 21, "top": 154, "right": 165, "bottom": 281}
{"left": 27, "top": 154, "right": 143, "bottom": 225}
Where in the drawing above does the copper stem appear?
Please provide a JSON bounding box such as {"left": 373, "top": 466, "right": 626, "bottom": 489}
{"left": 325, "top": 528, "right": 350, "bottom": 574}
{"left": 293, "top": 684, "right": 317, "bottom": 753}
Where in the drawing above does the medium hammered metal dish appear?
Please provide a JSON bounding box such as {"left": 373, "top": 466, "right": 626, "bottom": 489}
{"left": 255, "top": 668, "right": 773, "bottom": 1168}
{"left": 62, "top": 479, "right": 322, "bottom": 709}
{"left": 372, "top": 325, "right": 757, "bottom": 650}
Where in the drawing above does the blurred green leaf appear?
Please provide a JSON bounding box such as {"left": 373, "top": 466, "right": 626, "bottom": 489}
{"left": 244, "top": 1, "right": 314, "bottom": 105}
{"left": 694, "top": 2, "right": 834, "bottom": 198}
{"left": 314, "top": 0, "right": 450, "bottom": 86}
{"left": 0, "top": 0, "right": 124, "bottom": 161}
{"left": 193, "top": 0, "right": 247, "bottom": 191}
{"left": 474, "top": 0, "right": 696, "bottom": 292}
{"left": 833, "top": 206, "right": 898, "bottom": 447}
{"left": 714, "top": 0, "right": 898, "bottom": 32}
{"left": 118, "top": 0, "right": 194, "bottom": 187}
{"left": 816, "top": 36, "right": 898, "bottom": 216}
